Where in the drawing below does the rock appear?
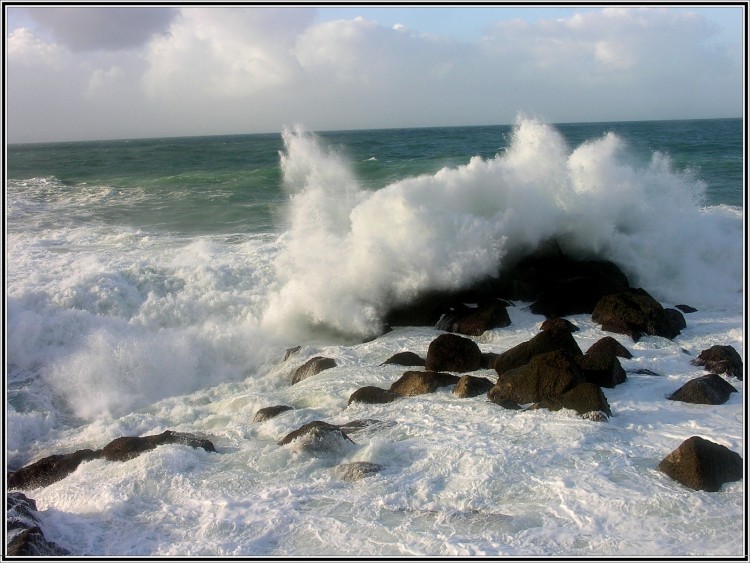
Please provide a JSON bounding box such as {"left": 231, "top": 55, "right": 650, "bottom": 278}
{"left": 389, "top": 370, "right": 460, "bottom": 396}
{"left": 453, "top": 374, "right": 495, "bottom": 398}
{"left": 380, "top": 351, "right": 425, "bottom": 367}
{"left": 283, "top": 346, "right": 301, "bottom": 362}
{"left": 691, "top": 345, "right": 744, "bottom": 380}
{"left": 435, "top": 300, "right": 511, "bottom": 336}
{"left": 675, "top": 304, "right": 698, "bottom": 313}
{"left": 333, "top": 461, "right": 384, "bottom": 482}
{"left": 277, "top": 421, "right": 354, "bottom": 453}
{"left": 291, "top": 356, "right": 337, "bottom": 385}
{"left": 8, "top": 449, "right": 100, "bottom": 490}
{"left": 585, "top": 336, "right": 633, "bottom": 359}
{"left": 425, "top": 333, "right": 482, "bottom": 373}
{"left": 575, "top": 352, "right": 627, "bottom": 388}
{"left": 539, "top": 318, "right": 579, "bottom": 332}
{"left": 657, "top": 436, "right": 743, "bottom": 492}
{"left": 8, "top": 431, "right": 216, "bottom": 490}
{"left": 480, "top": 352, "right": 500, "bottom": 369}
{"left": 532, "top": 382, "right": 612, "bottom": 420}
{"left": 493, "top": 326, "right": 583, "bottom": 376}
{"left": 335, "top": 419, "right": 387, "bottom": 433}
{"left": 6, "top": 492, "right": 70, "bottom": 556}
{"left": 629, "top": 368, "right": 661, "bottom": 376}
{"left": 253, "top": 405, "right": 294, "bottom": 422}
{"left": 667, "top": 374, "right": 738, "bottom": 405}
{"left": 383, "top": 290, "right": 453, "bottom": 327}
{"left": 348, "top": 386, "right": 401, "bottom": 405}
{"left": 488, "top": 349, "right": 585, "bottom": 405}
{"left": 664, "top": 308, "right": 687, "bottom": 335}
{"left": 100, "top": 430, "right": 216, "bottom": 462}
{"left": 592, "top": 288, "right": 681, "bottom": 341}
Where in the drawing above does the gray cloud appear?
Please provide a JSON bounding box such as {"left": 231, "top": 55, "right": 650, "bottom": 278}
{"left": 28, "top": 7, "right": 178, "bottom": 51}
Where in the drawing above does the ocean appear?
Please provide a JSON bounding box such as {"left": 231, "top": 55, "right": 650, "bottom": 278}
{"left": 5, "top": 117, "right": 745, "bottom": 556}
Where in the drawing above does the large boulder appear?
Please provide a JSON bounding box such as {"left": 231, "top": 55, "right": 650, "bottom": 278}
{"left": 531, "top": 382, "right": 612, "bottom": 420}
{"left": 575, "top": 352, "right": 627, "bottom": 388}
{"left": 253, "top": 405, "right": 294, "bottom": 423}
{"left": 380, "top": 351, "right": 425, "bottom": 367}
{"left": 585, "top": 336, "right": 633, "bottom": 360}
{"left": 277, "top": 421, "right": 354, "bottom": 453}
{"left": 667, "top": 374, "right": 738, "bottom": 405}
{"left": 539, "top": 318, "right": 579, "bottom": 333}
{"left": 390, "top": 370, "right": 460, "bottom": 396}
{"left": 425, "top": 333, "right": 482, "bottom": 373}
{"left": 488, "top": 349, "right": 585, "bottom": 405}
{"left": 690, "top": 345, "right": 744, "bottom": 380}
{"left": 592, "top": 288, "right": 682, "bottom": 341}
{"left": 435, "top": 300, "right": 511, "bottom": 336}
{"left": 348, "top": 386, "right": 401, "bottom": 405}
{"left": 7, "top": 492, "right": 70, "bottom": 556}
{"left": 453, "top": 374, "right": 495, "bottom": 398}
{"left": 100, "top": 430, "right": 216, "bottom": 462}
{"left": 291, "top": 356, "right": 337, "bottom": 385}
{"left": 493, "top": 326, "right": 583, "bottom": 376}
{"left": 657, "top": 436, "right": 743, "bottom": 492}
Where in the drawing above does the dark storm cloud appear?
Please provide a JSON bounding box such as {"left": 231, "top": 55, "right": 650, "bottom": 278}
{"left": 28, "top": 7, "right": 178, "bottom": 51}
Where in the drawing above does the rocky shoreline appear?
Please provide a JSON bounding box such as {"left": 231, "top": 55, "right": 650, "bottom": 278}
{"left": 6, "top": 243, "right": 744, "bottom": 555}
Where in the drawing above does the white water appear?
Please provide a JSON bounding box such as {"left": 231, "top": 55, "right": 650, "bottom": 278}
{"left": 5, "top": 118, "right": 745, "bottom": 556}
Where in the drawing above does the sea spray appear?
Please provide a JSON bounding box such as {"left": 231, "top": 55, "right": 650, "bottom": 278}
{"left": 263, "top": 117, "right": 743, "bottom": 339}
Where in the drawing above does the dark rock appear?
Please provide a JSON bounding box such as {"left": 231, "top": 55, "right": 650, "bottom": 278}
{"left": 493, "top": 326, "right": 583, "bottom": 376}
{"left": 575, "top": 353, "right": 627, "bottom": 388}
{"left": 586, "top": 336, "right": 633, "bottom": 359}
{"left": 480, "top": 352, "right": 500, "bottom": 369}
{"left": 675, "top": 304, "right": 698, "bottom": 313}
{"left": 489, "top": 398, "right": 523, "bottom": 410}
{"left": 657, "top": 436, "right": 743, "bottom": 492}
{"left": 100, "top": 430, "right": 215, "bottom": 462}
{"left": 453, "top": 374, "right": 495, "bottom": 398}
{"left": 667, "top": 374, "right": 738, "bottom": 405}
{"left": 348, "top": 386, "right": 401, "bottom": 405}
{"left": 383, "top": 290, "right": 453, "bottom": 327}
{"left": 436, "top": 300, "right": 511, "bottom": 336}
{"left": 291, "top": 356, "right": 337, "bottom": 385}
{"left": 335, "top": 419, "right": 386, "bottom": 433}
{"left": 425, "top": 333, "right": 482, "bottom": 373}
{"left": 664, "top": 308, "right": 687, "bottom": 335}
{"left": 691, "top": 345, "right": 744, "bottom": 380}
{"left": 629, "top": 368, "right": 661, "bottom": 376}
{"left": 390, "top": 370, "right": 460, "bottom": 396}
{"left": 283, "top": 346, "right": 301, "bottom": 362}
{"left": 333, "top": 461, "right": 384, "bottom": 482}
{"left": 592, "top": 288, "right": 682, "bottom": 341}
{"left": 380, "top": 351, "right": 425, "bottom": 367}
{"left": 488, "top": 349, "right": 585, "bottom": 405}
{"left": 532, "top": 382, "right": 612, "bottom": 420}
{"left": 7, "top": 526, "right": 70, "bottom": 556}
{"left": 8, "top": 449, "right": 100, "bottom": 490}
{"left": 277, "top": 421, "right": 354, "bottom": 453}
{"left": 529, "top": 268, "right": 630, "bottom": 318}
{"left": 253, "top": 405, "right": 294, "bottom": 423}
{"left": 540, "top": 318, "right": 579, "bottom": 332}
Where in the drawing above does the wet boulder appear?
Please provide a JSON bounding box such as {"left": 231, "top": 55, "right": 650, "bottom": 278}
{"left": 435, "top": 300, "right": 511, "bottom": 336}
{"left": 100, "top": 430, "right": 216, "bottom": 462}
{"left": 277, "top": 421, "right": 354, "bottom": 453}
{"left": 690, "top": 345, "right": 743, "bottom": 380}
{"left": 348, "top": 386, "right": 401, "bottom": 405}
{"left": 425, "top": 333, "right": 482, "bottom": 373}
{"left": 531, "top": 382, "right": 612, "bottom": 421}
{"left": 664, "top": 308, "right": 687, "bottom": 335}
{"left": 575, "top": 352, "right": 627, "bottom": 388}
{"left": 493, "top": 326, "right": 583, "bottom": 376}
{"left": 529, "top": 267, "right": 630, "bottom": 318}
{"left": 585, "top": 336, "right": 633, "bottom": 360}
{"left": 333, "top": 461, "right": 384, "bottom": 482}
{"left": 8, "top": 449, "right": 100, "bottom": 490}
{"left": 380, "top": 351, "right": 425, "bottom": 367}
{"left": 253, "top": 405, "right": 294, "bottom": 422}
{"left": 488, "top": 349, "right": 585, "bottom": 405}
{"left": 592, "top": 288, "right": 681, "bottom": 341}
{"left": 657, "top": 436, "right": 743, "bottom": 492}
{"left": 453, "top": 374, "right": 495, "bottom": 398}
{"left": 675, "top": 304, "right": 697, "bottom": 313}
{"left": 390, "top": 370, "right": 460, "bottom": 396}
{"left": 539, "top": 318, "right": 579, "bottom": 332}
{"left": 7, "top": 492, "right": 70, "bottom": 556}
{"left": 667, "top": 374, "right": 738, "bottom": 405}
{"left": 291, "top": 356, "right": 337, "bottom": 385}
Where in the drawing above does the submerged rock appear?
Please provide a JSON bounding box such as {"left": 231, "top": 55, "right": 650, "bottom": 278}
{"left": 380, "top": 351, "right": 425, "bottom": 367}
{"left": 667, "top": 374, "right": 738, "bottom": 405}
{"left": 253, "top": 405, "right": 294, "bottom": 422}
{"left": 334, "top": 461, "right": 384, "bottom": 482}
{"left": 691, "top": 345, "right": 744, "bottom": 380}
{"left": 425, "top": 333, "right": 482, "bottom": 373}
{"left": 657, "top": 436, "right": 743, "bottom": 492}
{"left": 390, "top": 370, "right": 460, "bottom": 396}
{"left": 277, "top": 421, "right": 354, "bottom": 453}
{"left": 348, "top": 386, "right": 401, "bottom": 405}
{"left": 291, "top": 356, "right": 337, "bottom": 385}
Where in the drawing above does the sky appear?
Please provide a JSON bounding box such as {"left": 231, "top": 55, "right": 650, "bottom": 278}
{"left": 4, "top": 4, "right": 746, "bottom": 143}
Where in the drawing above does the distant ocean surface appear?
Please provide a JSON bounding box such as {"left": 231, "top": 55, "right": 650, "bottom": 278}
{"left": 6, "top": 117, "right": 745, "bottom": 556}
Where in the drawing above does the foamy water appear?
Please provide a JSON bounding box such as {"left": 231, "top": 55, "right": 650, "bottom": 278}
{"left": 5, "top": 118, "right": 745, "bottom": 556}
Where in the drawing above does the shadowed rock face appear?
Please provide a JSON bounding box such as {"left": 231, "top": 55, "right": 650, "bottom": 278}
{"left": 691, "top": 345, "right": 744, "bottom": 380}
{"left": 667, "top": 374, "right": 738, "bottom": 405}
{"left": 493, "top": 326, "right": 583, "bottom": 376}
{"left": 453, "top": 374, "right": 494, "bottom": 398}
{"left": 657, "top": 436, "right": 743, "bottom": 492}
{"left": 585, "top": 336, "right": 633, "bottom": 360}
{"left": 531, "top": 382, "right": 612, "bottom": 420}
{"left": 435, "top": 300, "right": 511, "bottom": 336}
{"left": 592, "top": 288, "right": 682, "bottom": 341}
{"left": 425, "top": 333, "right": 482, "bottom": 373}
{"left": 7, "top": 492, "right": 70, "bottom": 556}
